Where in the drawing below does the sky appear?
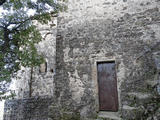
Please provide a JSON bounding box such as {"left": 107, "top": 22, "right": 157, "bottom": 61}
{"left": 0, "top": 0, "right": 41, "bottom": 17}
{"left": 0, "top": 6, "right": 36, "bottom": 17}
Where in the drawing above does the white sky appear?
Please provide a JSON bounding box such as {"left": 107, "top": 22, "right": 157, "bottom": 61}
{"left": 0, "top": 0, "right": 38, "bottom": 17}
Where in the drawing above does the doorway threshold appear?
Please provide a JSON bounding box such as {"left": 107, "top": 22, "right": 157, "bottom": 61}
{"left": 98, "top": 111, "right": 121, "bottom": 120}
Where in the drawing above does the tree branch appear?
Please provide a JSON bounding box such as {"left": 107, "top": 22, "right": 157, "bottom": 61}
{"left": 0, "top": 26, "right": 5, "bottom": 29}
{"left": 0, "top": 0, "right": 6, "bottom": 6}
{"left": 9, "top": 11, "right": 57, "bottom": 25}
{"left": 29, "top": 67, "right": 33, "bottom": 97}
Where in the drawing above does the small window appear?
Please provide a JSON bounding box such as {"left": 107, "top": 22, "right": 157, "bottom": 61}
{"left": 39, "top": 62, "right": 47, "bottom": 73}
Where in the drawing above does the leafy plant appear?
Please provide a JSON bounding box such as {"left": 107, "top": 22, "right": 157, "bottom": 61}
{"left": 0, "top": 0, "right": 64, "bottom": 100}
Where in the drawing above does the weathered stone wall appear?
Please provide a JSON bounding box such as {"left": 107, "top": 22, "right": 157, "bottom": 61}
{"left": 3, "top": 0, "right": 160, "bottom": 120}
{"left": 0, "top": 101, "right": 5, "bottom": 120}
{"left": 12, "top": 17, "right": 57, "bottom": 98}
{"left": 54, "top": 0, "right": 160, "bottom": 119}
{"left": 3, "top": 97, "right": 54, "bottom": 120}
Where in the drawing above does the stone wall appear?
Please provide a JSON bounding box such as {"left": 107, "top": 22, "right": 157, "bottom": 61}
{"left": 3, "top": 0, "right": 160, "bottom": 120}
{"left": 12, "top": 17, "right": 57, "bottom": 98}
{"left": 54, "top": 0, "right": 160, "bottom": 119}
{"left": 3, "top": 97, "right": 54, "bottom": 120}
{"left": 0, "top": 101, "right": 5, "bottom": 120}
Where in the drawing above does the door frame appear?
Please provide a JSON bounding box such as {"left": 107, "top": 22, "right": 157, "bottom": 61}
{"left": 91, "top": 57, "right": 121, "bottom": 115}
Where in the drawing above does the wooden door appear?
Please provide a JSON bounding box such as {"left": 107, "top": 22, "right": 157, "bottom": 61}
{"left": 97, "top": 61, "right": 118, "bottom": 111}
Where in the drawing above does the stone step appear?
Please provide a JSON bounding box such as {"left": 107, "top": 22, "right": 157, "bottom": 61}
{"left": 97, "top": 111, "right": 121, "bottom": 120}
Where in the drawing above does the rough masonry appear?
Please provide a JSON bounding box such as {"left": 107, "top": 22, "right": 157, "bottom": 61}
{"left": 3, "top": 0, "right": 160, "bottom": 120}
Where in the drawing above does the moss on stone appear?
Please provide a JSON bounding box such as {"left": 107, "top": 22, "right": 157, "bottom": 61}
{"left": 61, "top": 112, "right": 80, "bottom": 120}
